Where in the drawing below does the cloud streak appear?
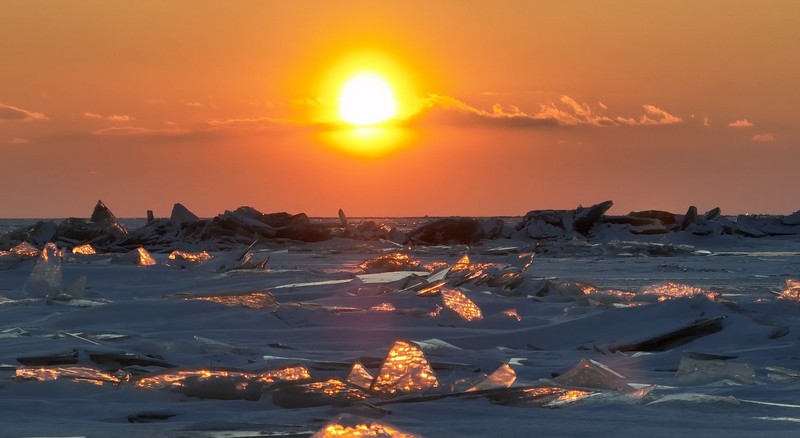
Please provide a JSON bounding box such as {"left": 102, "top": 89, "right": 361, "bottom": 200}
{"left": 84, "top": 112, "right": 134, "bottom": 122}
{"left": 91, "top": 126, "right": 189, "bottom": 136}
{"left": 0, "top": 103, "right": 47, "bottom": 122}
{"left": 752, "top": 133, "right": 778, "bottom": 142}
{"left": 412, "top": 95, "right": 683, "bottom": 128}
{"left": 728, "top": 119, "right": 754, "bottom": 128}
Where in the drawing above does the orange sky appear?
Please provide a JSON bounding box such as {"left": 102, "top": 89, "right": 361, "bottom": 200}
{"left": 1, "top": 1, "right": 798, "bottom": 218}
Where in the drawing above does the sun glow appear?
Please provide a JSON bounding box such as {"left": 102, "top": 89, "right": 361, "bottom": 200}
{"left": 339, "top": 73, "right": 397, "bottom": 125}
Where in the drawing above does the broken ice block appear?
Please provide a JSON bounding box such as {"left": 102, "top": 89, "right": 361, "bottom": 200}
{"left": 441, "top": 288, "right": 483, "bottom": 321}
{"left": 358, "top": 252, "right": 421, "bottom": 273}
{"left": 641, "top": 282, "right": 719, "bottom": 301}
{"left": 16, "top": 366, "right": 125, "bottom": 386}
{"left": 676, "top": 357, "right": 757, "bottom": 385}
{"left": 778, "top": 279, "right": 800, "bottom": 301}
{"left": 134, "top": 247, "right": 157, "bottom": 266}
{"left": 553, "top": 359, "right": 631, "bottom": 392}
{"left": 10, "top": 242, "right": 40, "bottom": 258}
{"left": 22, "top": 242, "right": 63, "bottom": 297}
{"left": 168, "top": 250, "right": 212, "bottom": 263}
{"left": 370, "top": 340, "right": 439, "bottom": 396}
{"left": 312, "top": 414, "right": 421, "bottom": 438}
{"left": 467, "top": 362, "right": 516, "bottom": 392}
{"left": 187, "top": 291, "right": 279, "bottom": 309}
{"left": 71, "top": 244, "right": 97, "bottom": 255}
{"left": 133, "top": 365, "right": 310, "bottom": 390}
{"left": 346, "top": 361, "right": 374, "bottom": 389}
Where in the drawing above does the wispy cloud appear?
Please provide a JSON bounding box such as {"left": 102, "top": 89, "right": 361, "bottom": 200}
{"left": 207, "top": 116, "right": 302, "bottom": 128}
{"left": 8, "top": 137, "right": 29, "bottom": 145}
{"left": 184, "top": 102, "right": 204, "bottom": 108}
{"left": 91, "top": 126, "right": 189, "bottom": 136}
{"left": 84, "top": 112, "right": 134, "bottom": 122}
{"left": 413, "top": 95, "right": 682, "bottom": 128}
{"left": 0, "top": 103, "right": 47, "bottom": 122}
{"left": 752, "top": 133, "right": 778, "bottom": 142}
{"left": 614, "top": 105, "right": 683, "bottom": 126}
{"left": 728, "top": 119, "right": 754, "bottom": 128}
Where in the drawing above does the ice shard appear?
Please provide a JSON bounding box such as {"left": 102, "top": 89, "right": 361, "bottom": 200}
{"left": 312, "top": 414, "right": 421, "bottom": 438}
{"left": 467, "top": 363, "right": 516, "bottom": 392}
{"left": 553, "top": 359, "right": 631, "bottom": 392}
{"left": 370, "top": 340, "right": 439, "bottom": 396}
{"left": 170, "top": 202, "right": 199, "bottom": 224}
{"left": 441, "top": 288, "right": 483, "bottom": 321}
{"left": 90, "top": 199, "right": 128, "bottom": 237}
{"left": 676, "top": 357, "right": 757, "bottom": 385}
{"left": 346, "top": 361, "right": 374, "bottom": 389}
{"left": 16, "top": 366, "right": 126, "bottom": 386}
{"left": 501, "top": 309, "right": 522, "bottom": 321}
{"left": 488, "top": 386, "right": 596, "bottom": 408}
{"left": 10, "top": 241, "right": 40, "bottom": 257}
{"left": 778, "top": 278, "right": 800, "bottom": 301}
{"left": 168, "top": 250, "right": 212, "bottom": 263}
{"left": 641, "top": 282, "right": 719, "bottom": 301}
{"left": 133, "top": 365, "right": 310, "bottom": 391}
{"left": 119, "top": 247, "right": 156, "bottom": 266}
{"left": 71, "top": 244, "right": 97, "bottom": 255}
{"left": 64, "top": 275, "right": 86, "bottom": 299}
{"left": 187, "top": 291, "right": 279, "bottom": 309}
{"left": 358, "top": 252, "right": 421, "bottom": 273}
{"left": 272, "top": 378, "right": 370, "bottom": 408}
{"left": 22, "top": 242, "right": 63, "bottom": 298}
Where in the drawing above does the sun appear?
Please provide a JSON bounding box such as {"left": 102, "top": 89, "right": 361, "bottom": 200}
{"left": 338, "top": 73, "right": 397, "bottom": 125}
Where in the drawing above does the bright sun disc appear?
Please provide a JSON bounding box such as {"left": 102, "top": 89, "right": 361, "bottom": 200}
{"left": 339, "top": 74, "right": 397, "bottom": 125}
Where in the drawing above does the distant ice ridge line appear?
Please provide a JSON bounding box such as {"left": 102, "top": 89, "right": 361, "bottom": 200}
{"left": 1, "top": 199, "right": 800, "bottom": 254}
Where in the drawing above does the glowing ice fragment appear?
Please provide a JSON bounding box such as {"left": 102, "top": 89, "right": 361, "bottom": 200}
{"left": 358, "top": 252, "right": 420, "bottom": 273}
{"left": 501, "top": 309, "right": 522, "bottom": 321}
{"left": 133, "top": 247, "right": 157, "bottom": 266}
{"left": 450, "top": 255, "right": 472, "bottom": 272}
{"left": 641, "top": 282, "right": 719, "bottom": 301}
{"left": 296, "top": 378, "right": 368, "bottom": 401}
{"left": 134, "top": 365, "right": 310, "bottom": 390}
{"left": 441, "top": 288, "right": 483, "bottom": 321}
{"left": 370, "top": 340, "right": 439, "bottom": 396}
{"left": 553, "top": 359, "right": 630, "bottom": 392}
{"left": 168, "top": 250, "right": 212, "bottom": 263}
{"left": 22, "top": 242, "right": 63, "bottom": 298}
{"left": 416, "top": 281, "right": 446, "bottom": 297}
{"left": 16, "top": 366, "right": 126, "bottom": 386}
{"left": 467, "top": 363, "right": 516, "bottom": 392}
{"left": 187, "top": 291, "right": 279, "bottom": 309}
{"left": 312, "top": 414, "right": 421, "bottom": 438}
{"left": 71, "top": 244, "right": 97, "bottom": 255}
{"left": 778, "top": 279, "right": 800, "bottom": 301}
{"left": 346, "top": 361, "right": 374, "bottom": 389}
{"left": 370, "top": 302, "right": 396, "bottom": 312}
{"left": 356, "top": 271, "right": 430, "bottom": 284}
{"left": 10, "top": 242, "right": 40, "bottom": 257}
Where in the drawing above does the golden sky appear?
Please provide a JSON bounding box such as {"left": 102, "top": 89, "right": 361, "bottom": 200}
{"left": 1, "top": 1, "right": 798, "bottom": 217}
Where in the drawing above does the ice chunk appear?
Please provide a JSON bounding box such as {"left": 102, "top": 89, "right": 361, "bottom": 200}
{"left": 10, "top": 241, "right": 40, "bottom": 257}
{"left": 168, "top": 250, "right": 212, "bottom": 263}
{"left": 467, "top": 362, "right": 516, "bottom": 392}
{"left": 16, "top": 366, "right": 125, "bottom": 386}
{"left": 488, "top": 386, "right": 596, "bottom": 407}
{"left": 90, "top": 199, "right": 128, "bottom": 236}
{"left": 370, "top": 340, "right": 439, "bottom": 396}
{"left": 778, "top": 279, "right": 800, "bottom": 301}
{"left": 358, "top": 252, "right": 421, "bottom": 273}
{"left": 22, "top": 242, "right": 63, "bottom": 298}
{"left": 501, "top": 309, "right": 522, "bottom": 321}
{"left": 71, "top": 244, "right": 97, "bottom": 255}
{"left": 641, "top": 282, "right": 719, "bottom": 301}
{"left": 134, "top": 365, "right": 310, "bottom": 390}
{"left": 369, "top": 302, "right": 396, "bottom": 312}
{"left": 186, "top": 291, "right": 279, "bottom": 309}
{"left": 132, "top": 247, "right": 157, "bottom": 266}
{"left": 356, "top": 271, "right": 429, "bottom": 284}
{"left": 676, "top": 357, "right": 757, "bottom": 385}
{"left": 553, "top": 359, "right": 631, "bottom": 391}
{"left": 63, "top": 275, "right": 86, "bottom": 299}
{"left": 170, "top": 202, "right": 199, "bottom": 224}
{"left": 346, "top": 361, "right": 374, "bottom": 389}
{"left": 441, "top": 288, "right": 483, "bottom": 321}
{"left": 312, "top": 414, "right": 421, "bottom": 438}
